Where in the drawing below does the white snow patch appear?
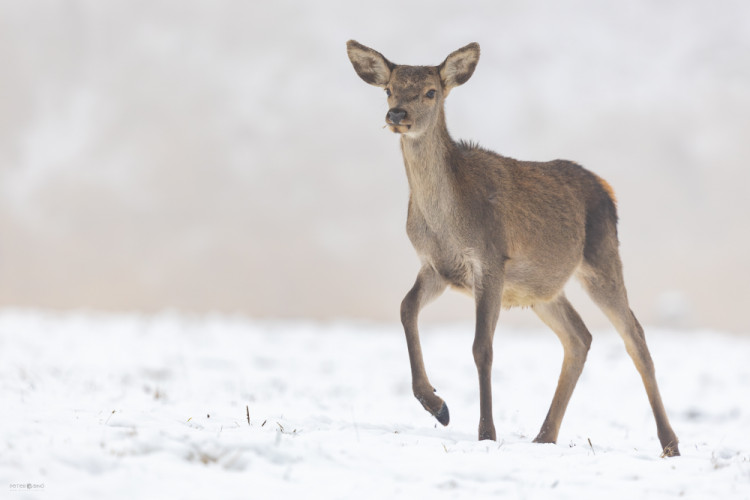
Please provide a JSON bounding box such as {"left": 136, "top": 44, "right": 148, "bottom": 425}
{"left": 1, "top": 311, "right": 748, "bottom": 499}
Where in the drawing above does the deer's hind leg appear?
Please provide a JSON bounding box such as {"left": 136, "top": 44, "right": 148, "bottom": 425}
{"left": 578, "top": 242, "right": 680, "bottom": 456}
{"left": 401, "top": 265, "right": 450, "bottom": 425}
{"left": 532, "top": 294, "right": 592, "bottom": 444}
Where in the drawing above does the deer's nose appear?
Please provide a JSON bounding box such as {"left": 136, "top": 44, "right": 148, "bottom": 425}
{"left": 387, "top": 108, "right": 407, "bottom": 125}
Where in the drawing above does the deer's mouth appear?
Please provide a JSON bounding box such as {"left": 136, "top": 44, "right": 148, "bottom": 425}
{"left": 387, "top": 123, "right": 412, "bottom": 134}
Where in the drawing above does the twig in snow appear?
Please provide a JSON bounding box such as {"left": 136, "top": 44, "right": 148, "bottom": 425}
{"left": 246, "top": 405, "right": 250, "bottom": 425}
{"left": 588, "top": 437, "right": 596, "bottom": 455}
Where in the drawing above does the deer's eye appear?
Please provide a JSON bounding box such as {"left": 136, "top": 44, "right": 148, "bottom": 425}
{"left": 425, "top": 89, "right": 436, "bottom": 99}
{"left": 385, "top": 88, "right": 392, "bottom": 97}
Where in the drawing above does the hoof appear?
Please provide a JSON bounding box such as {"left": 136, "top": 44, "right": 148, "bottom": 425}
{"left": 435, "top": 402, "right": 450, "bottom": 426}
{"left": 478, "top": 428, "right": 496, "bottom": 441}
{"left": 661, "top": 443, "right": 680, "bottom": 458}
{"left": 532, "top": 423, "right": 557, "bottom": 444}
{"left": 532, "top": 434, "right": 556, "bottom": 444}
{"left": 478, "top": 418, "right": 496, "bottom": 441}
{"left": 415, "top": 391, "right": 449, "bottom": 426}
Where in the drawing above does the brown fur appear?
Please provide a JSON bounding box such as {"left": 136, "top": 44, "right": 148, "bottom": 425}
{"left": 595, "top": 174, "right": 618, "bottom": 207}
{"left": 346, "top": 40, "right": 679, "bottom": 456}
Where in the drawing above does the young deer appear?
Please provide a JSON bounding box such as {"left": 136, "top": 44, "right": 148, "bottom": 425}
{"left": 346, "top": 40, "right": 679, "bottom": 457}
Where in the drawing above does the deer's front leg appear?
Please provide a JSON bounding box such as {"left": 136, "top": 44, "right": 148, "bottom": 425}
{"left": 401, "top": 265, "right": 449, "bottom": 425}
{"left": 473, "top": 275, "right": 502, "bottom": 441}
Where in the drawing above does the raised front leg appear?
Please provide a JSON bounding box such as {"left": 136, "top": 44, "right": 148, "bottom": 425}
{"left": 400, "top": 265, "right": 449, "bottom": 425}
{"left": 473, "top": 275, "right": 503, "bottom": 441}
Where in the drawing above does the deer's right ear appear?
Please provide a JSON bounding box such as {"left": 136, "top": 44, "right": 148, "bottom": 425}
{"left": 346, "top": 40, "right": 393, "bottom": 87}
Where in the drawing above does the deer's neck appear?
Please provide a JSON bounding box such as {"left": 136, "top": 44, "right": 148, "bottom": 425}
{"left": 400, "top": 111, "right": 459, "bottom": 221}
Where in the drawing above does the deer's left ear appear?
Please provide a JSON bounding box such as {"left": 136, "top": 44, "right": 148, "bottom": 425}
{"left": 347, "top": 40, "right": 394, "bottom": 87}
{"left": 439, "top": 43, "right": 480, "bottom": 93}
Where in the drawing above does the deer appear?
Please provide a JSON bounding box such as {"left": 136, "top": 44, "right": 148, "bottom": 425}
{"left": 345, "top": 40, "right": 680, "bottom": 457}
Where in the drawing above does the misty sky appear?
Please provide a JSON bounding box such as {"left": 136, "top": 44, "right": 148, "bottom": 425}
{"left": 1, "top": 0, "right": 748, "bottom": 330}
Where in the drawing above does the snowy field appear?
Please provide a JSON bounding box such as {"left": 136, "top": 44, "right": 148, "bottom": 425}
{"left": 1, "top": 310, "right": 749, "bottom": 499}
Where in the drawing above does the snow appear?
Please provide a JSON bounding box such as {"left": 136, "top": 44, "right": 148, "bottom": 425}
{"left": 1, "top": 311, "right": 749, "bottom": 499}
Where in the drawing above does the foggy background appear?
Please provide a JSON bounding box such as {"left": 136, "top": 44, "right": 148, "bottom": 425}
{"left": 1, "top": 0, "right": 748, "bottom": 331}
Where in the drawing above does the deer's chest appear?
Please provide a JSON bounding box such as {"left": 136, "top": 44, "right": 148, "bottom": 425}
{"left": 405, "top": 201, "right": 477, "bottom": 292}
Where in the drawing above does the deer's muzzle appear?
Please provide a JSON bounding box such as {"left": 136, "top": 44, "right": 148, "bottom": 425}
{"left": 386, "top": 108, "right": 411, "bottom": 133}
{"left": 386, "top": 108, "right": 407, "bottom": 125}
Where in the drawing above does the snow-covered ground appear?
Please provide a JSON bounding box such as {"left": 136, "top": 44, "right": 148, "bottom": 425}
{"left": 1, "top": 310, "right": 748, "bottom": 499}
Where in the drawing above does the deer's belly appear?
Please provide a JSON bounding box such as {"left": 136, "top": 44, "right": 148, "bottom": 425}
{"left": 501, "top": 257, "right": 575, "bottom": 307}
{"left": 500, "top": 283, "right": 551, "bottom": 308}
{"left": 426, "top": 250, "right": 574, "bottom": 308}
{"left": 434, "top": 261, "right": 566, "bottom": 308}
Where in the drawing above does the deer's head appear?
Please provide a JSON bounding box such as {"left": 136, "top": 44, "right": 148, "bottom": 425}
{"left": 346, "top": 40, "right": 480, "bottom": 137}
